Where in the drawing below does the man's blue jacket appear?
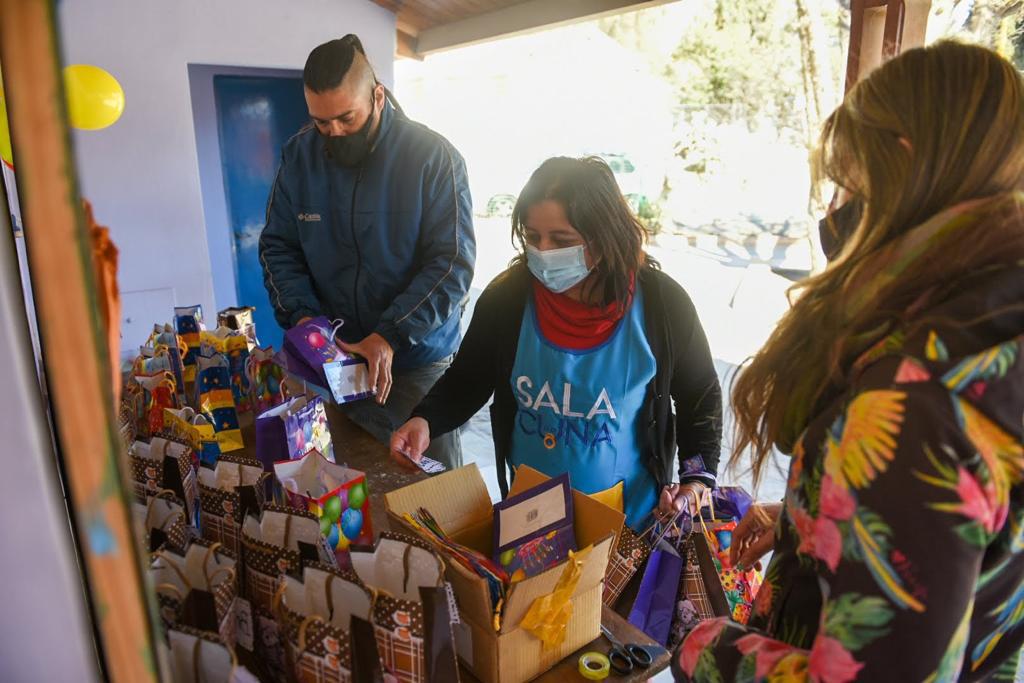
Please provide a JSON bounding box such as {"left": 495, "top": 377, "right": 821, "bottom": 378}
{"left": 259, "top": 101, "right": 475, "bottom": 370}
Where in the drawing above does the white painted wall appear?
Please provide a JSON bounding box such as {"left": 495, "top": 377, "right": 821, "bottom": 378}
{"left": 56, "top": 0, "right": 395, "bottom": 352}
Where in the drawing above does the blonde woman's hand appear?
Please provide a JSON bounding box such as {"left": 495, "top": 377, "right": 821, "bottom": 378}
{"left": 730, "top": 502, "right": 783, "bottom": 570}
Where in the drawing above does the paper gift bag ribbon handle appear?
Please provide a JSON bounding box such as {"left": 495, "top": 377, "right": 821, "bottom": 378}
{"left": 154, "top": 549, "right": 192, "bottom": 602}
{"left": 521, "top": 546, "right": 593, "bottom": 651}
{"left": 191, "top": 635, "right": 238, "bottom": 683}
{"left": 146, "top": 489, "right": 178, "bottom": 529}
{"left": 297, "top": 614, "right": 327, "bottom": 654}
{"left": 284, "top": 513, "right": 294, "bottom": 550}
{"left": 326, "top": 573, "right": 337, "bottom": 622}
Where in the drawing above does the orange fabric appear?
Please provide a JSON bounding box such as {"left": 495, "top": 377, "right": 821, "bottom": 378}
{"left": 83, "top": 200, "right": 121, "bottom": 408}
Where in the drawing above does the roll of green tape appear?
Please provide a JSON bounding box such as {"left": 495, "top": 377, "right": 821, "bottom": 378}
{"left": 578, "top": 652, "right": 611, "bottom": 680}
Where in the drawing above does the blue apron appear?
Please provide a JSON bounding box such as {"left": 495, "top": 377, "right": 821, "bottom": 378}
{"left": 509, "top": 288, "right": 657, "bottom": 530}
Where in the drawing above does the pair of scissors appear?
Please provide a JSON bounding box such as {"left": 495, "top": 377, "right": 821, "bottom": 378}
{"left": 600, "top": 625, "right": 661, "bottom": 676}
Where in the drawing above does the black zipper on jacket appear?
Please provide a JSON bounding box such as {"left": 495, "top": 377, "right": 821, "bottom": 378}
{"left": 350, "top": 166, "right": 365, "bottom": 333}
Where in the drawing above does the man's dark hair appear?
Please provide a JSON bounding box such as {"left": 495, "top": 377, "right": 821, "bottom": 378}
{"left": 303, "top": 34, "right": 371, "bottom": 93}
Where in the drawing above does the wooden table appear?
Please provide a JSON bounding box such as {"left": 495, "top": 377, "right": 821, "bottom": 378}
{"left": 238, "top": 405, "right": 671, "bottom": 682}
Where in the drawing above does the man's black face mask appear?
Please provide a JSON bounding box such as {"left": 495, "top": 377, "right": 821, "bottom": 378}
{"left": 324, "top": 92, "right": 378, "bottom": 168}
{"left": 818, "top": 198, "right": 864, "bottom": 262}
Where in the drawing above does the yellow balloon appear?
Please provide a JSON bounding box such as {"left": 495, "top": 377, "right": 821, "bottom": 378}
{"left": 0, "top": 94, "right": 12, "bottom": 167}
{"left": 63, "top": 64, "right": 124, "bottom": 131}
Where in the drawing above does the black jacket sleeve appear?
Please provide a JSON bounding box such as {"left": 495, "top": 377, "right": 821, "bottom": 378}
{"left": 410, "top": 282, "right": 501, "bottom": 437}
{"left": 666, "top": 278, "right": 723, "bottom": 485}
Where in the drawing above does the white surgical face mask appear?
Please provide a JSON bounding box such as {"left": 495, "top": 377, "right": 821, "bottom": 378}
{"left": 525, "top": 244, "right": 592, "bottom": 293}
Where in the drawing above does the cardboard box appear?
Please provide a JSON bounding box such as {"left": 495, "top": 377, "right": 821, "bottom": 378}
{"left": 384, "top": 464, "right": 625, "bottom": 683}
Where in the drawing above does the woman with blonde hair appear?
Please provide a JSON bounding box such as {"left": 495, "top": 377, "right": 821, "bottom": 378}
{"left": 674, "top": 41, "right": 1024, "bottom": 681}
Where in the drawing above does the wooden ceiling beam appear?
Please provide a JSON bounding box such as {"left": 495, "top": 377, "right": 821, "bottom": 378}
{"left": 381, "top": 0, "right": 674, "bottom": 58}
{"left": 415, "top": 0, "right": 672, "bottom": 54}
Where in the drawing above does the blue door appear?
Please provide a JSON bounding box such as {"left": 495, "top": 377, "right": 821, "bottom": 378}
{"left": 214, "top": 75, "right": 308, "bottom": 351}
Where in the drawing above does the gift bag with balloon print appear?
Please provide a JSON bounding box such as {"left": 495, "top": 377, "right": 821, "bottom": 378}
{"left": 350, "top": 532, "right": 460, "bottom": 683}
{"left": 175, "top": 305, "right": 205, "bottom": 384}
{"left": 247, "top": 346, "right": 287, "bottom": 416}
{"left": 151, "top": 540, "right": 239, "bottom": 647}
{"left": 241, "top": 505, "right": 337, "bottom": 682}
{"left": 195, "top": 350, "right": 244, "bottom": 452}
{"left": 133, "top": 489, "right": 191, "bottom": 556}
{"left": 201, "top": 328, "right": 253, "bottom": 414}
{"left": 129, "top": 437, "right": 199, "bottom": 527}
{"left": 165, "top": 627, "right": 260, "bottom": 683}
{"left": 254, "top": 395, "right": 334, "bottom": 498}
{"left": 198, "top": 455, "right": 268, "bottom": 557}
{"left": 274, "top": 451, "right": 372, "bottom": 565}
{"left": 275, "top": 565, "right": 381, "bottom": 683}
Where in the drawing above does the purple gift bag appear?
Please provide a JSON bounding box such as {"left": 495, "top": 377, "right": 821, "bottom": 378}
{"left": 280, "top": 317, "right": 373, "bottom": 405}
{"left": 627, "top": 539, "right": 684, "bottom": 646}
{"left": 254, "top": 395, "right": 334, "bottom": 500}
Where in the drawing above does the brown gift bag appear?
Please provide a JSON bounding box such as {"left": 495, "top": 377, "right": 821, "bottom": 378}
{"left": 275, "top": 565, "right": 380, "bottom": 683}
{"left": 242, "top": 505, "right": 336, "bottom": 681}
{"left": 350, "top": 531, "right": 460, "bottom": 683}
{"left": 129, "top": 436, "right": 199, "bottom": 526}
{"left": 151, "top": 540, "right": 239, "bottom": 647}
{"left": 197, "top": 455, "right": 268, "bottom": 557}
{"left": 133, "top": 489, "right": 190, "bottom": 556}
{"left": 602, "top": 524, "right": 653, "bottom": 608}
{"left": 165, "top": 626, "right": 259, "bottom": 683}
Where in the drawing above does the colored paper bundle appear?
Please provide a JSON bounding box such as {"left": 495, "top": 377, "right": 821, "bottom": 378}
{"left": 405, "top": 508, "right": 508, "bottom": 620}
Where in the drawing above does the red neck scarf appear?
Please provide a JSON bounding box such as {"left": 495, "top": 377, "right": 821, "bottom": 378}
{"left": 531, "top": 275, "right": 634, "bottom": 350}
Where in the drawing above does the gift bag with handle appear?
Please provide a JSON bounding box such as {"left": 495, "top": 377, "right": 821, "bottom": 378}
{"left": 255, "top": 395, "right": 334, "bottom": 495}
{"left": 133, "top": 371, "right": 179, "bottom": 438}
{"left": 165, "top": 627, "right": 259, "bottom": 683}
{"left": 134, "top": 489, "right": 190, "bottom": 556}
{"left": 151, "top": 540, "right": 239, "bottom": 647}
{"left": 198, "top": 455, "right": 268, "bottom": 557}
{"left": 350, "top": 531, "right": 459, "bottom": 683}
{"left": 201, "top": 328, "right": 253, "bottom": 414}
{"left": 275, "top": 450, "right": 373, "bottom": 564}
{"left": 175, "top": 304, "right": 205, "bottom": 384}
{"left": 149, "top": 323, "right": 189, "bottom": 394}
{"left": 241, "top": 505, "right": 337, "bottom": 682}
{"left": 698, "top": 508, "right": 763, "bottom": 625}
{"left": 218, "top": 306, "right": 259, "bottom": 351}
{"left": 129, "top": 437, "right": 199, "bottom": 527}
{"left": 246, "top": 346, "right": 287, "bottom": 416}
{"left": 275, "top": 565, "right": 380, "bottom": 683}
{"left": 196, "top": 351, "right": 244, "bottom": 452}
{"left": 163, "top": 407, "right": 222, "bottom": 467}
{"left": 603, "top": 521, "right": 658, "bottom": 608}
{"left": 626, "top": 522, "right": 685, "bottom": 647}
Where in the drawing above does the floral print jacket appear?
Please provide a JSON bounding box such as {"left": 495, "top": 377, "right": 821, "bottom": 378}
{"left": 675, "top": 260, "right": 1024, "bottom": 681}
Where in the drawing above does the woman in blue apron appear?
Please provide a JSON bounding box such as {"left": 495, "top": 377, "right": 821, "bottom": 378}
{"left": 391, "top": 156, "right": 722, "bottom": 531}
